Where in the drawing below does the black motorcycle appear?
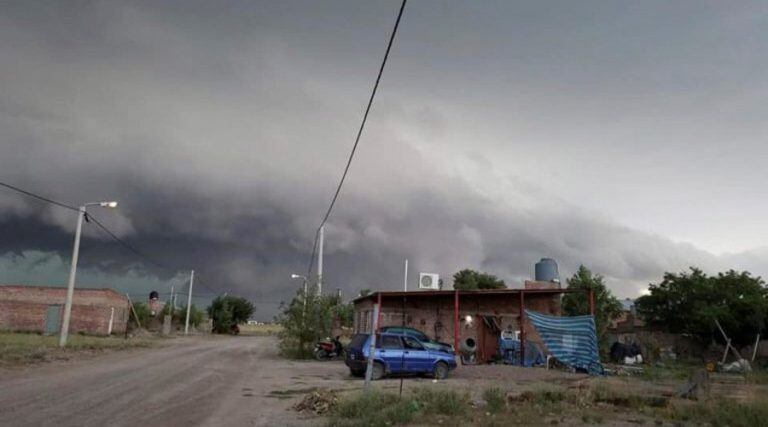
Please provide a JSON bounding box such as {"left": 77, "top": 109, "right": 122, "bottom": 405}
{"left": 314, "top": 336, "right": 343, "bottom": 360}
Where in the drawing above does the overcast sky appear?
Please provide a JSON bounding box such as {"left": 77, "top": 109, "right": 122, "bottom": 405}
{"left": 1, "top": 1, "right": 766, "bottom": 318}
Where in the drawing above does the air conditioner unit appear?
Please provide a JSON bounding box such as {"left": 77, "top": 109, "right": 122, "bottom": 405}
{"left": 419, "top": 273, "right": 440, "bottom": 290}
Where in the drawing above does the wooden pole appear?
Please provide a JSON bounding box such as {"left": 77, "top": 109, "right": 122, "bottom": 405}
{"left": 588, "top": 288, "right": 595, "bottom": 316}
{"left": 126, "top": 293, "right": 142, "bottom": 330}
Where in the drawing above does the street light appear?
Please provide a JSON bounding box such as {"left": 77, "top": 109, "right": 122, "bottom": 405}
{"left": 290, "top": 274, "right": 309, "bottom": 313}
{"left": 290, "top": 273, "right": 308, "bottom": 297}
{"left": 59, "top": 201, "right": 118, "bottom": 347}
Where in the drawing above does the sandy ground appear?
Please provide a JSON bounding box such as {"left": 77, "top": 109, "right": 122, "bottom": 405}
{"left": 0, "top": 335, "right": 355, "bottom": 427}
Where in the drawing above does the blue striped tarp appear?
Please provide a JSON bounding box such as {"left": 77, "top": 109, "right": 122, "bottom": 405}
{"left": 525, "top": 309, "right": 604, "bottom": 375}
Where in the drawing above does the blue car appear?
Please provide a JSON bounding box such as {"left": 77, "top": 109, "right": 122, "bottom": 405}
{"left": 379, "top": 326, "right": 454, "bottom": 354}
{"left": 345, "top": 333, "right": 457, "bottom": 380}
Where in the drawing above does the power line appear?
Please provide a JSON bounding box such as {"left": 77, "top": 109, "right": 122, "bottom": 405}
{"left": 305, "top": 0, "right": 407, "bottom": 278}
{"left": 86, "top": 213, "right": 172, "bottom": 272}
{"left": 0, "top": 181, "right": 78, "bottom": 211}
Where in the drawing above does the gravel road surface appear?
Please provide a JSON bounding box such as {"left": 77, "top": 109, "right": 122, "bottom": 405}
{"left": 0, "top": 335, "right": 351, "bottom": 427}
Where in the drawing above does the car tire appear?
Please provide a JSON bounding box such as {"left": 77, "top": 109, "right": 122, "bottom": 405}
{"left": 433, "top": 361, "right": 449, "bottom": 380}
{"left": 372, "top": 362, "right": 385, "bottom": 380}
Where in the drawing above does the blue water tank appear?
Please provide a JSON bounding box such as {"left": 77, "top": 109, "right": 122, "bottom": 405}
{"left": 535, "top": 258, "right": 560, "bottom": 282}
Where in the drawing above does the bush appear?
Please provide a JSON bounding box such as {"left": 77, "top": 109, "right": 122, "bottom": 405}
{"left": 207, "top": 296, "right": 254, "bottom": 334}
{"left": 160, "top": 303, "right": 205, "bottom": 328}
{"left": 276, "top": 290, "right": 351, "bottom": 359}
{"left": 128, "top": 301, "right": 151, "bottom": 329}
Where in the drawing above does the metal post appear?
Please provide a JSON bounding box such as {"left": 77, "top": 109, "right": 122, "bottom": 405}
{"left": 59, "top": 206, "right": 85, "bottom": 347}
{"left": 317, "top": 225, "right": 324, "bottom": 295}
{"left": 364, "top": 301, "right": 380, "bottom": 391}
{"left": 520, "top": 290, "right": 526, "bottom": 366}
{"left": 403, "top": 259, "right": 408, "bottom": 291}
{"left": 454, "top": 290, "right": 459, "bottom": 355}
{"left": 184, "top": 270, "right": 195, "bottom": 335}
{"left": 752, "top": 334, "right": 760, "bottom": 362}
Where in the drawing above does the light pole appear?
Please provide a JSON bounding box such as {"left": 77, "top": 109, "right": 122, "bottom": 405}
{"left": 290, "top": 274, "right": 308, "bottom": 309}
{"left": 59, "top": 201, "right": 118, "bottom": 347}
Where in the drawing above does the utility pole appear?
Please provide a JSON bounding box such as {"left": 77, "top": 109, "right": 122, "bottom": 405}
{"left": 59, "top": 206, "right": 85, "bottom": 347}
{"left": 403, "top": 259, "right": 408, "bottom": 292}
{"left": 170, "top": 284, "right": 175, "bottom": 312}
{"left": 58, "top": 200, "right": 118, "bottom": 347}
{"left": 184, "top": 270, "right": 194, "bottom": 335}
{"left": 317, "top": 225, "right": 324, "bottom": 295}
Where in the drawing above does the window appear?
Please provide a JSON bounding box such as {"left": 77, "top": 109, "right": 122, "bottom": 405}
{"left": 403, "top": 336, "right": 424, "bottom": 350}
{"left": 380, "top": 335, "right": 403, "bottom": 349}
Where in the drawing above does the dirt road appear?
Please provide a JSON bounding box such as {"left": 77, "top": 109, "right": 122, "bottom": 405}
{"left": 0, "top": 335, "right": 352, "bottom": 427}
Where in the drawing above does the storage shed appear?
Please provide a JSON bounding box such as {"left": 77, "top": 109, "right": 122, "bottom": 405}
{"left": 353, "top": 288, "right": 594, "bottom": 365}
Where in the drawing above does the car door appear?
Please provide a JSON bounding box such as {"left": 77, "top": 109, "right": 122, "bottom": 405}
{"left": 377, "top": 334, "right": 405, "bottom": 372}
{"left": 402, "top": 336, "right": 431, "bottom": 372}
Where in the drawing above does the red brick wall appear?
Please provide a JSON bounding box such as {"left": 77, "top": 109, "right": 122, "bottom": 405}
{"left": 0, "top": 285, "right": 129, "bottom": 335}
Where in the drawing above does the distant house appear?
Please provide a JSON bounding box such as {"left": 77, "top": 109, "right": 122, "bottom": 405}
{"left": 0, "top": 285, "right": 130, "bottom": 336}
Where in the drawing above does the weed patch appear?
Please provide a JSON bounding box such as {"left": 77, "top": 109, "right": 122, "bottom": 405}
{"left": 482, "top": 387, "right": 505, "bottom": 413}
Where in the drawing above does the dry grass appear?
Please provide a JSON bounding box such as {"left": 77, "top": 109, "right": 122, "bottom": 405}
{"left": 239, "top": 323, "right": 283, "bottom": 336}
{"left": 0, "top": 331, "right": 155, "bottom": 367}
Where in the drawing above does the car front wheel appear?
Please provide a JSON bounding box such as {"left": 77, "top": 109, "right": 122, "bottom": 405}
{"left": 433, "top": 361, "right": 449, "bottom": 380}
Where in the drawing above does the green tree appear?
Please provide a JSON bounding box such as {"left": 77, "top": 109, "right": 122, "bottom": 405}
{"left": 275, "top": 290, "right": 350, "bottom": 358}
{"left": 128, "top": 301, "right": 151, "bottom": 329}
{"left": 207, "top": 296, "right": 255, "bottom": 334}
{"left": 562, "top": 265, "right": 623, "bottom": 343}
{"left": 635, "top": 268, "right": 768, "bottom": 346}
{"left": 452, "top": 269, "right": 506, "bottom": 290}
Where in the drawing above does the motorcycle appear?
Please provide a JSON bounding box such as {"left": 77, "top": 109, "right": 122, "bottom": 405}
{"left": 314, "top": 336, "right": 343, "bottom": 360}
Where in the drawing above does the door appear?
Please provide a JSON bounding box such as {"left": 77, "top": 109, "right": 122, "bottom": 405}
{"left": 44, "top": 305, "right": 62, "bottom": 335}
{"left": 402, "top": 336, "right": 432, "bottom": 372}
{"left": 376, "top": 335, "right": 405, "bottom": 372}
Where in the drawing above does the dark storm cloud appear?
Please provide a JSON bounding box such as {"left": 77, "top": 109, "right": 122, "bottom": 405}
{"left": 1, "top": 1, "right": 766, "bottom": 317}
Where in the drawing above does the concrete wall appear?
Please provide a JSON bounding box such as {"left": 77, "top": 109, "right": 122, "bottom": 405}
{"left": 354, "top": 292, "right": 562, "bottom": 362}
{"left": 0, "top": 285, "right": 130, "bottom": 335}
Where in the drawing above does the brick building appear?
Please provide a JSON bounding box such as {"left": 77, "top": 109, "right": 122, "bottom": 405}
{"left": 0, "top": 285, "right": 130, "bottom": 336}
{"left": 353, "top": 287, "right": 593, "bottom": 364}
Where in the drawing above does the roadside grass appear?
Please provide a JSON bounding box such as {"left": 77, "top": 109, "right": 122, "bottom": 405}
{"left": 328, "top": 388, "right": 470, "bottom": 427}
{"left": 746, "top": 367, "right": 768, "bottom": 384}
{"left": 0, "top": 331, "right": 155, "bottom": 367}
{"left": 637, "top": 362, "right": 693, "bottom": 382}
{"left": 239, "top": 323, "right": 282, "bottom": 336}
{"left": 323, "top": 379, "right": 765, "bottom": 426}
{"left": 665, "top": 399, "right": 768, "bottom": 427}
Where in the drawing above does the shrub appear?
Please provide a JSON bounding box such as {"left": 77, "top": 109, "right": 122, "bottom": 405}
{"left": 207, "top": 296, "right": 254, "bottom": 334}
